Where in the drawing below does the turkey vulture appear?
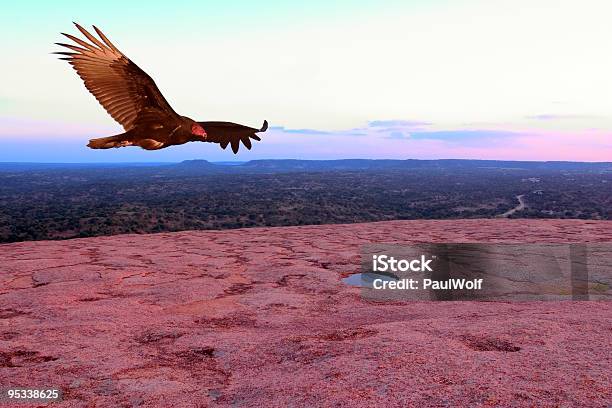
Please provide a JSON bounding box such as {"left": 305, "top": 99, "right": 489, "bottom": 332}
{"left": 55, "top": 23, "right": 267, "bottom": 153}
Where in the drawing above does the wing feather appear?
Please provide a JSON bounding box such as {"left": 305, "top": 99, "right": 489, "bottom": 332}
{"left": 61, "top": 32, "right": 99, "bottom": 51}
{"left": 198, "top": 120, "right": 267, "bottom": 154}
{"left": 74, "top": 22, "right": 107, "bottom": 50}
{"left": 93, "top": 25, "right": 121, "bottom": 53}
{"left": 55, "top": 23, "right": 178, "bottom": 131}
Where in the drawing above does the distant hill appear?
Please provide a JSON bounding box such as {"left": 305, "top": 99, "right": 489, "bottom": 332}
{"left": 1, "top": 159, "right": 611, "bottom": 174}
{"left": 0, "top": 162, "right": 172, "bottom": 171}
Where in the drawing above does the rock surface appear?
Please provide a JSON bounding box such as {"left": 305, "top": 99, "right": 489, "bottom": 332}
{"left": 1, "top": 219, "right": 611, "bottom": 407}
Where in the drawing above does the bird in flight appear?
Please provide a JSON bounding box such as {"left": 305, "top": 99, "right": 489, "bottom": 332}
{"left": 55, "top": 23, "right": 267, "bottom": 153}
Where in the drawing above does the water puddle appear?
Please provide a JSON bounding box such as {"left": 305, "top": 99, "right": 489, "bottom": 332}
{"left": 342, "top": 273, "right": 398, "bottom": 288}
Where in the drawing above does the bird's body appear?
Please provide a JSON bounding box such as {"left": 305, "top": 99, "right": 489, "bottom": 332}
{"left": 56, "top": 23, "right": 267, "bottom": 153}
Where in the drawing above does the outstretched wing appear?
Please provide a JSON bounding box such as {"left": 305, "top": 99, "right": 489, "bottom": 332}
{"left": 55, "top": 23, "right": 178, "bottom": 131}
{"left": 199, "top": 120, "right": 268, "bottom": 154}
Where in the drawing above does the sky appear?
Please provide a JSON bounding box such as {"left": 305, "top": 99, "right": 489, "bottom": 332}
{"left": 1, "top": 0, "right": 611, "bottom": 162}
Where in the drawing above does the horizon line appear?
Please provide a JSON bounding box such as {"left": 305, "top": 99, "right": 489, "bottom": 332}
{"left": 1, "top": 158, "right": 612, "bottom": 165}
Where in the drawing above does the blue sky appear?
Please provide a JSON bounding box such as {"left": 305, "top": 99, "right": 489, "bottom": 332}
{"left": 1, "top": 0, "right": 611, "bottom": 162}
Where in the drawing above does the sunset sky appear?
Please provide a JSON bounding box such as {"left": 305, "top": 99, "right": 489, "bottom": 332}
{"left": 1, "top": 0, "right": 611, "bottom": 162}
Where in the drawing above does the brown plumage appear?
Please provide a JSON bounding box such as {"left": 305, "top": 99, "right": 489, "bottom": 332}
{"left": 55, "top": 23, "right": 267, "bottom": 153}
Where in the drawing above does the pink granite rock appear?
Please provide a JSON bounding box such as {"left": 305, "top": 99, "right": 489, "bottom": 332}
{"left": 0, "top": 220, "right": 611, "bottom": 407}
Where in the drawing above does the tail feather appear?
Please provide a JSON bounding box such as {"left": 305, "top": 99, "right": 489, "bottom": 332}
{"left": 87, "top": 135, "right": 126, "bottom": 149}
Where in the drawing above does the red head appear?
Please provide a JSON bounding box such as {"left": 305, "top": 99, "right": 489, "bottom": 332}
{"left": 191, "top": 123, "right": 207, "bottom": 139}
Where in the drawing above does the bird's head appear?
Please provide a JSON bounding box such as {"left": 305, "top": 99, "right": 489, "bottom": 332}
{"left": 191, "top": 123, "right": 207, "bottom": 140}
